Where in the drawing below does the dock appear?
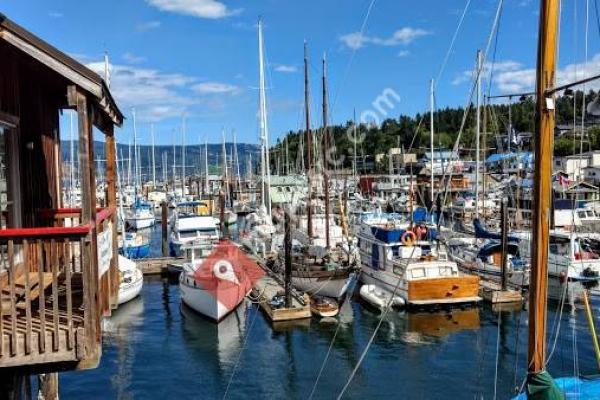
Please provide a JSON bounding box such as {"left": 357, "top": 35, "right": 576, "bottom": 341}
{"left": 479, "top": 280, "right": 523, "bottom": 304}
{"left": 252, "top": 275, "right": 311, "bottom": 322}
{"left": 134, "top": 257, "right": 185, "bottom": 275}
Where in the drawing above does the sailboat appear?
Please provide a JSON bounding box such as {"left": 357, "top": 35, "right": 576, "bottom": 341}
{"left": 125, "top": 110, "right": 156, "bottom": 230}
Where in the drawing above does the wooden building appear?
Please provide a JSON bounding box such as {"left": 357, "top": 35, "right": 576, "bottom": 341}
{"left": 0, "top": 13, "right": 123, "bottom": 380}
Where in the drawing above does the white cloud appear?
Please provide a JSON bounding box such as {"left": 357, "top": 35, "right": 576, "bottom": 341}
{"left": 145, "top": 0, "right": 241, "bottom": 19}
{"left": 339, "top": 27, "right": 430, "bottom": 50}
{"left": 452, "top": 54, "right": 600, "bottom": 94}
{"left": 136, "top": 20, "right": 161, "bottom": 32}
{"left": 274, "top": 64, "right": 298, "bottom": 73}
{"left": 122, "top": 52, "right": 146, "bottom": 64}
{"left": 87, "top": 61, "right": 198, "bottom": 122}
{"left": 397, "top": 50, "right": 410, "bottom": 58}
{"left": 192, "top": 81, "right": 240, "bottom": 94}
{"left": 48, "top": 11, "right": 63, "bottom": 18}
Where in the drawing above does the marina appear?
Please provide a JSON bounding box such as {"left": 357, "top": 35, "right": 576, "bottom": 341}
{"left": 3, "top": 0, "right": 600, "bottom": 398}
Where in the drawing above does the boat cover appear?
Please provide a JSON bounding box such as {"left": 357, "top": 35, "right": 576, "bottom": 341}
{"left": 473, "top": 219, "right": 518, "bottom": 242}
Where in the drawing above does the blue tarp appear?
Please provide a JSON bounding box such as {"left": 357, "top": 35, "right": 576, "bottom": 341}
{"left": 473, "top": 219, "right": 518, "bottom": 242}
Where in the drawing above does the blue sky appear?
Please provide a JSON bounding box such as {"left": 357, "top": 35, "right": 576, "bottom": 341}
{"left": 2, "top": 0, "right": 599, "bottom": 145}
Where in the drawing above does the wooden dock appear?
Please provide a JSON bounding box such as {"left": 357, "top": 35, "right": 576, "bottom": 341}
{"left": 252, "top": 276, "right": 311, "bottom": 322}
{"left": 134, "top": 257, "right": 184, "bottom": 275}
{"left": 479, "top": 280, "right": 523, "bottom": 304}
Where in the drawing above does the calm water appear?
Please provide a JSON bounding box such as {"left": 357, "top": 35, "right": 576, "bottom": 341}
{"left": 58, "top": 223, "right": 600, "bottom": 399}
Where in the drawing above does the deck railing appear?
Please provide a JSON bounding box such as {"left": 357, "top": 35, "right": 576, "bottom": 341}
{"left": 0, "top": 207, "right": 115, "bottom": 368}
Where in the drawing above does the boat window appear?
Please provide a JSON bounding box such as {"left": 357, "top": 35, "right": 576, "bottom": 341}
{"left": 578, "top": 211, "right": 587, "bottom": 219}
{"left": 411, "top": 268, "right": 426, "bottom": 279}
{"left": 438, "top": 266, "right": 454, "bottom": 276}
{"left": 549, "top": 236, "right": 570, "bottom": 255}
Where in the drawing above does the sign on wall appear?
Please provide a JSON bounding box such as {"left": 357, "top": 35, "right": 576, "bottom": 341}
{"left": 98, "top": 222, "right": 113, "bottom": 278}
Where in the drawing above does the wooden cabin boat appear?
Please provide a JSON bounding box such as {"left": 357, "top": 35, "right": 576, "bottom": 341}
{"left": 356, "top": 221, "right": 481, "bottom": 306}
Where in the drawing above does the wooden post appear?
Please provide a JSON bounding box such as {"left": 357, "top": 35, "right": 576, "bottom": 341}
{"left": 528, "top": 0, "right": 559, "bottom": 374}
{"left": 161, "top": 202, "right": 168, "bottom": 257}
{"left": 219, "top": 190, "right": 226, "bottom": 237}
{"left": 304, "top": 41, "right": 313, "bottom": 238}
{"left": 37, "top": 374, "right": 58, "bottom": 400}
{"left": 500, "top": 197, "right": 508, "bottom": 291}
{"left": 69, "top": 86, "right": 99, "bottom": 364}
{"left": 284, "top": 207, "right": 292, "bottom": 308}
{"left": 105, "top": 127, "right": 119, "bottom": 310}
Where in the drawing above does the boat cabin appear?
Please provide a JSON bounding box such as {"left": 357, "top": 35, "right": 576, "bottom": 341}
{"left": 0, "top": 15, "right": 122, "bottom": 372}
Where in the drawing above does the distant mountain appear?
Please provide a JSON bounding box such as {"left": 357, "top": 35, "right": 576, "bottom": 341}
{"left": 61, "top": 141, "right": 261, "bottom": 180}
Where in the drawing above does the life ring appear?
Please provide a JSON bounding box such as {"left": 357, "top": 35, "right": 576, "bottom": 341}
{"left": 412, "top": 225, "right": 427, "bottom": 240}
{"left": 401, "top": 231, "right": 417, "bottom": 246}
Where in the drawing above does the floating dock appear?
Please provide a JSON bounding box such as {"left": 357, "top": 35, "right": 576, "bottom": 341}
{"left": 479, "top": 280, "right": 523, "bottom": 304}
{"left": 252, "top": 275, "right": 311, "bottom": 322}
{"left": 135, "top": 257, "right": 184, "bottom": 275}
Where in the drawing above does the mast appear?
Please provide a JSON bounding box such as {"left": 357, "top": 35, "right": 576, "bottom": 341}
{"left": 285, "top": 136, "right": 289, "bottom": 175}
{"left": 132, "top": 108, "right": 139, "bottom": 198}
{"left": 221, "top": 129, "right": 228, "bottom": 205}
{"left": 233, "top": 131, "right": 241, "bottom": 194}
{"left": 304, "top": 41, "right": 313, "bottom": 238}
{"left": 353, "top": 109, "right": 357, "bottom": 183}
{"left": 257, "top": 18, "right": 272, "bottom": 216}
{"left": 528, "top": 0, "right": 559, "bottom": 376}
{"left": 475, "top": 49, "right": 482, "bottom": 217}
{"left": 205, "top": 140, "right": 209, "bottom": 194}
{"left": 151, "top": 124, "right": 156, "bottom": 188}
{"left": 69, "top": 112, "right": 75, "bottom": 206}
{"left": 429, "top": 79, "right": 435, "bottom": 206}
{"left": 322, "top": 53, "right": 330, "bottom": 248}
{"left": 181, "top": 116, "right": 186, "bottom": 196}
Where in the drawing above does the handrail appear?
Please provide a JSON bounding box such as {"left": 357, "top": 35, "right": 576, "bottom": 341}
{"left": 0, "top": 207, "right": 115, "bottom": 240}
{"left": 0, "top": 224, "right": 92, "bottom": 240}
{"left": 36, "top": 207, "right": 109, "bottom": 218}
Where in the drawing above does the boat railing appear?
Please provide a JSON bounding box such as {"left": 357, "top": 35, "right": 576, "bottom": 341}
{"left": 0, "top": 207, "right": 116, "bottom": 369}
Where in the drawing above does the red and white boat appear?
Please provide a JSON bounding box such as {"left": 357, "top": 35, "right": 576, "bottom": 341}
{"left": 179, "top": 240, "right": 264, "bottom": 322}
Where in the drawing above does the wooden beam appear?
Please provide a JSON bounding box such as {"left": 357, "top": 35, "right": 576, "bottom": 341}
{"left": 104, "top": 128, "right": 119, "bottom": 310}
{"left": 74, "top": 88, "right": 99, "bottom": 365}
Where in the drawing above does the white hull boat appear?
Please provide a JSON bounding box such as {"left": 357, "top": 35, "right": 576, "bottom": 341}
{"left": 359, "top": 284, "right": 405, "bottom": 310}
{"left": 117, "top": 255, "right": 144, "bottom": 305}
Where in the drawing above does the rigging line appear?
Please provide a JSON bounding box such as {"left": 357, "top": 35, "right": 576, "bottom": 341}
{"left": 437, "top": 0, "right": 505, "bottom": 213}
{"left": 436, "top": 0, "right": 473, "bottom": 86}
{"left": 330, "top": 0, "right": 377, "bottom": 113}
{"left": 222, "top": 302, "right": 262, "bottom": 400}
{"left": 307, "top": 318, "right": 344, "bottom": 400}
{"left": 335, "top": 246, "right": 415, "bottom": 400}
{"left": 595, "top": 0, "right": 600, "bottom": 39}
{"left": 493, "top": 310, "right": 502, "bottom": 400}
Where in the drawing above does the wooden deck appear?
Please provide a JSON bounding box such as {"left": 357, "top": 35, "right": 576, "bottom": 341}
{"left": 1, "top": 272, "right": 85, "bottom": 368}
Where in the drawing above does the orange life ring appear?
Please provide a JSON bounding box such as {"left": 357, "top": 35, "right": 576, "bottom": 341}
{"left": 401, "top": 230, "right": 417, "bottom": 246}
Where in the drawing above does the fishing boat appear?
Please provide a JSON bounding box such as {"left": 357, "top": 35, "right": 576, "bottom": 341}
{"left": 125, "top": 199, "right": 156, "bottom": 230}
{"left": 117, "top": 255, "right": 144, "bottom": 305}
{"left": 169, "top": 201, "right": 220, "bottom": 257}
{"left": 119, "top": 231, "right": 150, "bottom": 259}
{"left": 357, "top": 220, "right": 481, "bottom": 306}
{"left": 179, "top": 240, "right": 254, "bottom": 321}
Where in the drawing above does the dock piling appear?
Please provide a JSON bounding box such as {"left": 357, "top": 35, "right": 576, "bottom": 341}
{"left": 161, "top": 202, "right": 168, "bottom": 257}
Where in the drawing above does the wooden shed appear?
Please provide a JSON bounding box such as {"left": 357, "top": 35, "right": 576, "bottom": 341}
{"left": 0, "top": 13, "right": 122, "bottom": 375}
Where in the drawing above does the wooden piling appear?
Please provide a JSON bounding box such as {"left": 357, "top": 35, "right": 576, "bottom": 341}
{"left": 284, "top": 208, "right": 292, "bottom": 308}
{"left": 161, "top": 202, "right": 168, "bottom": 257}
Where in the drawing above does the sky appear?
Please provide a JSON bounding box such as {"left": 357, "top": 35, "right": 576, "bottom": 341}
{"left": 2, "top": 0, "right": 600, "bottom": 146}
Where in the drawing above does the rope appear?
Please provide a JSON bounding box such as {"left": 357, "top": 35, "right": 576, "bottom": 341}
{"left": 435, "top": 0, "right": 472, "bottom": 86}
{"left": 307, "top": 318, "right": 344, "bottom": 400}
{"left": 493, "top": 309, "right": 502, "bottom": 400}
{"left": 222, "top": 302, "right": 261, "bottom": 400}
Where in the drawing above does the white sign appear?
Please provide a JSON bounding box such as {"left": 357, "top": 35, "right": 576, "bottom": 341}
{"left": 98, "top": 222, "right": 113, "bottom": 278}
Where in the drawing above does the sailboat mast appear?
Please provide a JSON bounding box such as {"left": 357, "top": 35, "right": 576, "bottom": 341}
{"left": 322, "top": 54, "right": 330, "bottom": 248}
{"left": 353, "top": 108, "right": 357, "bottom": 183}
{"left": 528, "top": 0, "right": 559, "bottom": 374}
{"left": 429, "top": 79, "right": 434, "bottom": 205}
{"left": 151, "top": 124, "right": 156, "bottom": 188}
{"left": 132, "top": 108, "right": 139, "bottom": 198}
{"left": 257, "top": 18, "right": 272, "bottom": 215}
{"left": 475, "top": 50, "right": 482, "bottom": 217}
{"left": 304, "top": 41, "right": 313, "bottom": 238}
{"left": 205, "top": 140, "right": 209, "bottom": 194}
{"left": 181, "top": 117, "right": 186, "bottom": 196}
